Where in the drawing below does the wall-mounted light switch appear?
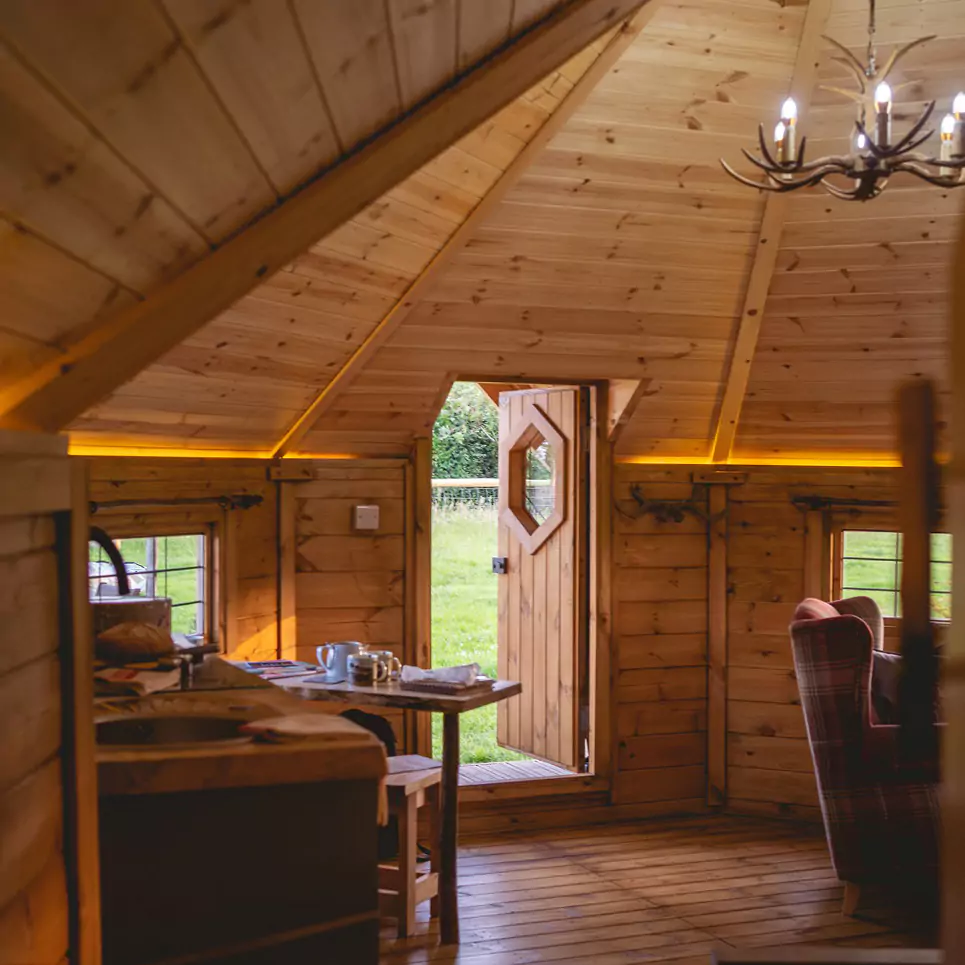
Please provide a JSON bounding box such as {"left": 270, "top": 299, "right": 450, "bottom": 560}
{"left": 353, "top": 504, "right": 380, "bottom": 531}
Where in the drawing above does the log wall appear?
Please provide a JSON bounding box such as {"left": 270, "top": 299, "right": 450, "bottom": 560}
{"left": 0, "top": 432, "right": 95, "bottom": 964}
{"left": 87, "top": 458, "right": 279, "bottom": 662}
{"left": 612, "top": 462, "right": 904, "bottom": 820}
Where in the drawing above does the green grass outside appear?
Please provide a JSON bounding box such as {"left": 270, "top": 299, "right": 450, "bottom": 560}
{"left": 840, "top": 529, "right": 951, "bottom": 620}
{"left": 90, "top": 534, "right": 205, "bottom": 635}
{"left": 430, "top": 506, "right": 526, "bottom": 763}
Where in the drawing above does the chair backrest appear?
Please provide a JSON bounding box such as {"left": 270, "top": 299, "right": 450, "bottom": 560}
{"left": 789, "top": 599, "right": 880, "bottom": 882}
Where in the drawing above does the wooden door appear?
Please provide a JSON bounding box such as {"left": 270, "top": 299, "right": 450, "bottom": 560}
{"left": 496, "top": 387, "right": 588, "bottom": 770}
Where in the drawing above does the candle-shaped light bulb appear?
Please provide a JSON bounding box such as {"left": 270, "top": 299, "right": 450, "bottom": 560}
{"left": 874, "top": 82, "right": 893, "bottom": 112}
{"left": 774, "top": 120, "right": 786, "bottom": 143}
{"left": 874, "top": 82, "right": 893, "bottom": 147}
{"left": 941, "top": 113, "right": 957, "bottom": 173}
{"left": 946, "top": 104, "right": 965, "bottom": 161}
{"left": 779, "top": 97, "right": 798, "bottom": 162}
{"left": 774, "top": 120, "right": 791, "bottom": 164}
{"left": 855, "top": 130, "right": 867, "bottom": 150}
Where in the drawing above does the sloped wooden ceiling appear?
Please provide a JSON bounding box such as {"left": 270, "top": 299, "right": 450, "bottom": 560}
{"left": 20, "top": 0, "right": 962, "bottom": 461}
{"left": 296, "top": 0, "right": 801, "bottom": 459}
{"left": 730, "top": 0, "right": 961, "bottom": 461}
{"left": 1, "top": 0, "right": 646, "bottom": 446}
{"left": 66, "top": 31, "right": 622, "bottom": 453}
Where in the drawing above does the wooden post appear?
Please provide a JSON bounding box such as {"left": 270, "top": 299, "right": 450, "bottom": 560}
{"left": 277, "top": 482, "right": 297, "bottom": 660}
{"left": 943, "top": 199, "right": 965, "bottom": 962}
{"left": 896, "top": 381, "right": 939, "bottom": 768}
{"left": 707, "top": 484, "right": 728, "bottom": 806}
{"left": 406, "top": 437, "right": 433, "bottom": 757}
{"left": 803, "top": 510, "right": 827, "bottom": 599}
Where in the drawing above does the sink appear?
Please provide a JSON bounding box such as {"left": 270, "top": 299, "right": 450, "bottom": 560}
{"left": 96, "top": 714, "right": 251, "bottom": 747}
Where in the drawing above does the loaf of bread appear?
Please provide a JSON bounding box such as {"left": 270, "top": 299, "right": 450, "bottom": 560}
{"left": 96, "top": 621, "right": 176, "bottom": 662}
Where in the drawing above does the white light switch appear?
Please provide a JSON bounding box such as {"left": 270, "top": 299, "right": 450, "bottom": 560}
{"left": 353, "top": 504, "right": 380, "bottom": 531}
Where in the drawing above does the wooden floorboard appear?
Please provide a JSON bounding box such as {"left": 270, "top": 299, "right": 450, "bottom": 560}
{"left": 380, "top": 814, "right": 934, "bottom": 963}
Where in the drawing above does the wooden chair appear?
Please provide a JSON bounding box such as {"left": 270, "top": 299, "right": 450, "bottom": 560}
{"left": 380, "top": 754, "right": 441, "bottom": 938}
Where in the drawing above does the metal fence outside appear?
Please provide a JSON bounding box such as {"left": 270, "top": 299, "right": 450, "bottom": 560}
{"left": 431, "top": 479, "right": 554, "bottom": 516}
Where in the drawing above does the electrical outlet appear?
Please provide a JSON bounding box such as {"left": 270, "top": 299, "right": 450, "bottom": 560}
{"left": 353, "top": 505, "right": 380, "bottom": 531}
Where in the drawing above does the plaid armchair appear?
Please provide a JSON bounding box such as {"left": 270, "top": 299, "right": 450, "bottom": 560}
{"left": 789, "top": 596, "right": 940, "bottom": 913}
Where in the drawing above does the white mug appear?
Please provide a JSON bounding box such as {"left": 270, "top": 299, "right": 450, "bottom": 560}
{"left": 316, "top": 641, "right": 363, "bottom": 679}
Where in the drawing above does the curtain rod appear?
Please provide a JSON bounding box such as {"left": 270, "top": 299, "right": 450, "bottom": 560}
{"left": 791, "top": 496, "right": 896, "bottom": 511}
{"left": 89, "top": 494, "right": 264, "bottom": 514}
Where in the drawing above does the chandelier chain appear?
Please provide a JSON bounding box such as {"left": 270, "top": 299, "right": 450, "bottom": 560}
{"left": 867, "top": 0, "right": 876, "bottom": 76}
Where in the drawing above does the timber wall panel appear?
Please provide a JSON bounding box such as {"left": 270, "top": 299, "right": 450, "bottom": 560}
{"left": 86, "top": 457, "right": 279, "bottom": 662}
{"left": 293, "top": 460, "right": 408, "bottom": 738}
{"left": 0, "top": 449, "right": 68, "bottom": 964}
{"left": 723, "top": 465, "right": 900, "bottom": 821}
{"left": 611, "top": 465, "right": 709, "bottom": 808}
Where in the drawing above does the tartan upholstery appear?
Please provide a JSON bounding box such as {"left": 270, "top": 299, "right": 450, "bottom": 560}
{"left": 789, "top": 596, "right": 940, "bottom": 886}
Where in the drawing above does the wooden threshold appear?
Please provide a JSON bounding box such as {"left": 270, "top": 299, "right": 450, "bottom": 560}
{"left": 459, "top": 759, "right": 573, "bottom": 786}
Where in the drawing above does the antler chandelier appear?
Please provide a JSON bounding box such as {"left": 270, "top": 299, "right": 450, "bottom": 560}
{"left": 720, "top": 0, "right": 965, "bottom": 200}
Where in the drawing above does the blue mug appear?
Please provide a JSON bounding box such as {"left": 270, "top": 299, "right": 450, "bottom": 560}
{"left": 316, "top": 641, "right": 363, "bottom": 679}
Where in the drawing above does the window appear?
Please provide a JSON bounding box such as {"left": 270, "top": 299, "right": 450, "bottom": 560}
{"left": 839, "top": 529, "right": 951, "bottom": 621}
{"left": 89, "top": 533, "right": 209, "bottom": 635}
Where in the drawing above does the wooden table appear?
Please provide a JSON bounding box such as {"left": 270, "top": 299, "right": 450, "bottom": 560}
{"left": 278, "top": 676, "right": 521, "bottom": 944}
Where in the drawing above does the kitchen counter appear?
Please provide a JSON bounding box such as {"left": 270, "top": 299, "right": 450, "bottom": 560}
{"left": 96, "top": 657, "right": 386, "bottom": 965}
{"left": 96, "top": 657, "right": 386, "bottom": 795}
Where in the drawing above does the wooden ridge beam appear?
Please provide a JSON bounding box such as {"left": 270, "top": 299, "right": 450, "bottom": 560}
{"left": 270, "top": 4, "right": 661, "bottom": 459}
{"left": 0, "top": 0, "right": 650, "bottom": 435}
{"left": 709, "top": 0, "right": 833, "bottom": 464}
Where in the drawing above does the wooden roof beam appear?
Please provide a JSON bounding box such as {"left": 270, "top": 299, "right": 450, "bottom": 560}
{"left": 270, "top": 4, "right": 661, "bottom": 459}
{"left": 0, "top": 0, "right": 650, "bottom": 435}
{"left": 709, "top": 0, "right": 832, "bottom": 464}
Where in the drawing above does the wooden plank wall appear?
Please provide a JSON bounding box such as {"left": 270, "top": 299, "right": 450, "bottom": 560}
{"left": 292, "top": 459, "right": 408, "bottom": 738}
{"left": 611, "top": 466, "right": 708, "bottom": 812}
{"left": 725, "top": 466, "right": 899, "bottom": 822}
{"left": 86, "top": 458, "right": 279, "bottom": 662}
{"left": 612, "top": 462, "right": 903, "bottom": 821}
{"left": 0, "top": 437, "right": 72, "bottom": 963}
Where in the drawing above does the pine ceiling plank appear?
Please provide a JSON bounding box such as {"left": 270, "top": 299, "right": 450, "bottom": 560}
{"left": 0, "top": 45, "right": 206, "bottom": 292}
{"left": 0, "top": 0, "right": 276, "bottom": 241}
{"left": 1, "top": 0, "right": 648, "bottom": 436}
{"left": 267, "top": 6, "right": 668, "bottom": 458}
{"left": 0, "top": 219, "right": 134, "bottom": 349}
{"left": 291, "top": 0, "right": 401, "bottom": 148}
{"left": 387, "top": 0, "right": 458, "bottom": 106}
{"left": 159, "top": 0, "right": 341, "bottom": 194}
{"left": 709, "top": 0, "right": 833, "bottom": 464}
{"left": 458, "top": 0, "right": 512, "bottom": 71}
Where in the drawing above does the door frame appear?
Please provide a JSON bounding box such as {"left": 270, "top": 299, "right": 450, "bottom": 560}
{"left": 413, "top": 379, "right": 614, "bottom": 789}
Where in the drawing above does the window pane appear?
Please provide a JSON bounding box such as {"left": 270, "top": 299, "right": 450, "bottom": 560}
{"left": 931, "top": 593, "right": 952, "bottom": 622}
{"left": 88, "top": 531, "right": 207, "bottom": 637}
{"left": 845, "top": 587, "right": 899, "bottom": 618}
{"left": 932, "top": 561, "right": 952, "bottom": 593}
{"left": 843, "top": 530, "right": 898, "bottom": 559}
{"left": 932, "top": 533, "right": 953, "bottom": 563}
{"left": 842, "top": 558, "right": 899, "bottom": 591}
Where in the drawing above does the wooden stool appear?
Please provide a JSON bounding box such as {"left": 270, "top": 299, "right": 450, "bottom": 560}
{"left": 380, "top": 754, "right": 441, "bottom": 938}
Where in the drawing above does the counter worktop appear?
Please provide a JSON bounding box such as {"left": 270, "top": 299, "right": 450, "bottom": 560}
{"left": 95, "top": 658, "right": 386, "bottom": 796}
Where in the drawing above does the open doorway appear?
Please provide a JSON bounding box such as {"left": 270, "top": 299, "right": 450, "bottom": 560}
{"left": 430, "top": 381, "right": 592, "bottom": 785}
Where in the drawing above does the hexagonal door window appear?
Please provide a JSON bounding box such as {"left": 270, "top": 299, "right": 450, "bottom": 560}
{"left": 525, "top": 435, "right": 555, "bottom": 526}
{"left": 501, "top": 402, "right": 566, "bottom": 554}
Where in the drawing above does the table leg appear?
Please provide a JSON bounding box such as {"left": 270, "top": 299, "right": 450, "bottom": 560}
{"left": 439, "top": 712, "right": 460, "bottom": 944}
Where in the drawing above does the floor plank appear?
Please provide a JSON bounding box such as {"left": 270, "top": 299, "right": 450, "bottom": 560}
{"left": 380, "top": 814, "right": 934, "bottom": 963}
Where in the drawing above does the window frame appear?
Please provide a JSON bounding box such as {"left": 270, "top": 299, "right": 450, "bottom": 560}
{"left": 830, "top": 514, "right": 951, "bottom": 628}
{"left": 88, "top": 510, "right": 224, "bottom": 648}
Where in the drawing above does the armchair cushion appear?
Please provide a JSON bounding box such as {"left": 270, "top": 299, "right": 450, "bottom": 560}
{"left": 870, "top": 650, "right": 903, "bottom": 724}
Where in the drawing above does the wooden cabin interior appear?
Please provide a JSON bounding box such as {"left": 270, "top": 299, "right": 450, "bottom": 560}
{"left": 1, "top": 0, "right": 965, "bottom": 963}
